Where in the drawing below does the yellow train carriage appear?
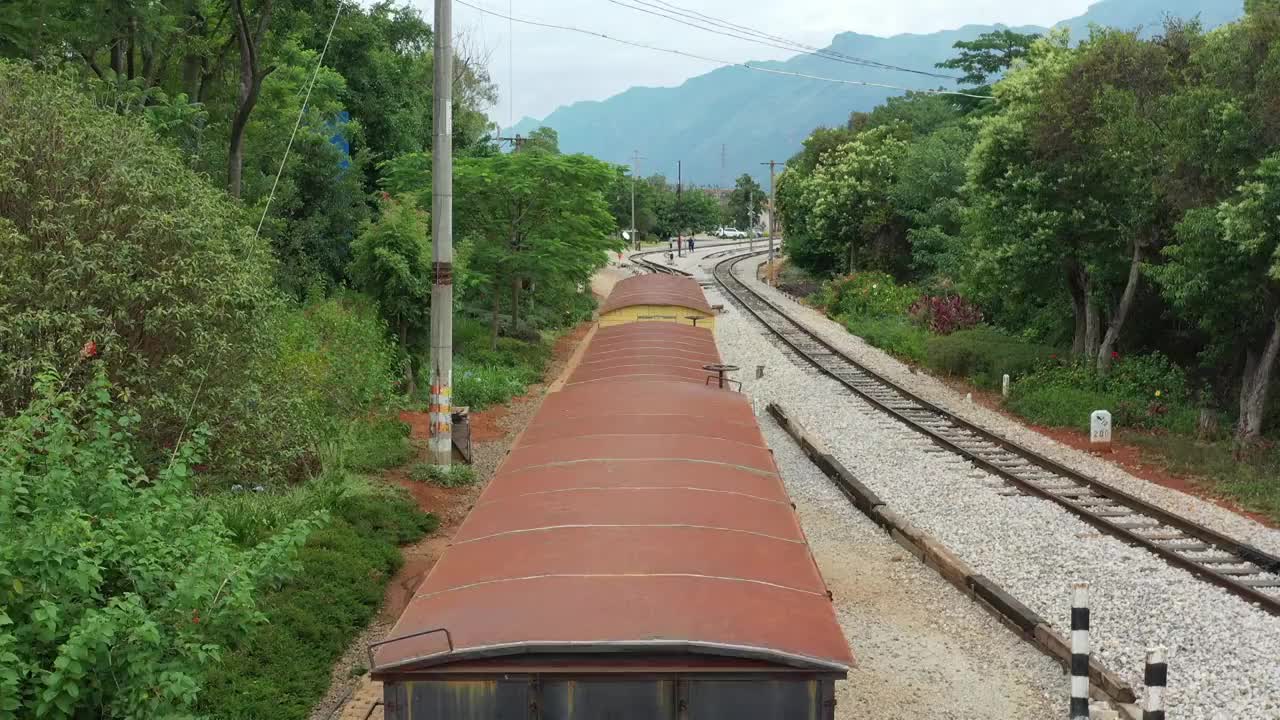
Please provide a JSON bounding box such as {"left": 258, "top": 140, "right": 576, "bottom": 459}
{"left": 598, "top": 275, "right": 716, "bottom": 329}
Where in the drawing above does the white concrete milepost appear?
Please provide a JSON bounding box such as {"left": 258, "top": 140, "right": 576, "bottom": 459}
{"left": 1090, "top": 410, "right": 1112, "bottom": 452}
{"left": 429, "top": 0, "right": 454, "bottom": 467}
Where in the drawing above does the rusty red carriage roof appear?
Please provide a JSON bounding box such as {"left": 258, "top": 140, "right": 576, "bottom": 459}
{"left": 598, "top": 274, "right": 714, "bottom": 315}
{"left": 373, "top": 323, "right": 853, "bottom": 677}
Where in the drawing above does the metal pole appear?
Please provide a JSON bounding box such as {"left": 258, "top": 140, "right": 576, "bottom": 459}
{"left": 676, "top": 160, "right": 683, "bottom": 258}
{"left": 630, "top": 150, "right": 644, "bottom": 251}
{"left": 761, "top": 160, "right": 778, "bottom": 285}
{"left": 429, "top": 0, "right": 454, "bottom": 467}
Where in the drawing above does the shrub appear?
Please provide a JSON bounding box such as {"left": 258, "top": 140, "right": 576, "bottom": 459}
{"left": 909, "top": 295, "right": 984, "bottom": 335}
{"left": 0, "top": 370, "right": 319, "bottom": 717}
{"left": 410, "top": 463, "right": 478, "bottom": 487}
{"left": 844, "top": 316, "right": 929, "bottom": 363}
{"left": 338, "top": 415, "right": 414, "bottom": 473}
{"left": 0, "top": 62, "right": 303, "bottom": 481}
{"left": 1007, "top": 384, "right": 1116, "bottom": 431}
{"left": 198, "top": 484, "right": 436, "bottom": 720}
{"left": 1010, "top": 353, "right": 1195, "bottom": 431}
{"left": 822, "top": 272, "right": 918, "bottom": 318}
{"left": 452, "top": 361, "right": 533, "bottom": 409}
{"left": 269, "top": 292, "right": 401, "bottom": 442}
{"left": 925, "top": 326, "right": 1055, "bottom": 388}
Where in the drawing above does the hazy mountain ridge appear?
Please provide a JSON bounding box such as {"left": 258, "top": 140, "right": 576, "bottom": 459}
{"left": 510, "top": 0, "right": 1243, "bottom": 184}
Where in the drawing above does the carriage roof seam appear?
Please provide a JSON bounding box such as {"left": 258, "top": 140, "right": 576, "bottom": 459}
{"left": 413, "top": 573, "right": 826, "bottom": 602}
{"left": 473, "top": 486, "right": 789, "bottom": 507}
{"left": 452, "top": 524, "right": 805, "bottom": 546}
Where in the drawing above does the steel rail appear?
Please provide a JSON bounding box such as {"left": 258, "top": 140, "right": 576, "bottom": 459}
{"left": 713, "top": 250, "right": 1280, "bottom": 615}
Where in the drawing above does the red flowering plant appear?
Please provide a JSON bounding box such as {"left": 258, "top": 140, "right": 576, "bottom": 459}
{"left": 908, "top": 294, "right": 984, "bottom": 335}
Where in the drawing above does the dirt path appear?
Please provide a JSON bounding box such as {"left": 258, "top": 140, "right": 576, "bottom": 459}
{"left": 308, "top": 322, "right": 593, "bottom": 720}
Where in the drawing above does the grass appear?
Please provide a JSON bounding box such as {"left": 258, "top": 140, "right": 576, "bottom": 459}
{"left": 339, "top": 414, "right": 414, "bottom": 472}
{"left": 842, "top": 315, "right": 929, "bottom": 363}
{"left": 199, "top": 479, "right": 437, "bottom": 720}
{"left": 409, "top": 462, "right": 477, "bottom": 487}
{"left": 1123, "top": 431, "right": 1280, "bottom": 524}
{"left": 1006, "top": 384, "right": 1117, "bottom": 431}
{"left": 430, "top": 327, "right": 553, "bottom": 411}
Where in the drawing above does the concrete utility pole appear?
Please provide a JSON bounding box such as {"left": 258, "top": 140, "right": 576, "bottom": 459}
{"left": 748, "top": 188, "right": 754, "bottom": 252}
{"left": 630, "top": 150, "right": 645, "bottom": 250}
{"left": 676, "top": 160, "right": 683, "bottom": 258}
{"left": 429, "top": 0, "right": 454, "bottom": 467}
{"left": 761, "top": 160, "right": 779, "bottom": 285}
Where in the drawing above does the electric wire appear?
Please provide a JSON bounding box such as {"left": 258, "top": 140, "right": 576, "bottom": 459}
{"left": 255, "top": 1, "right": 343, "bottom": 239}
{"left": 454, "top": 1, "right": 992, "bottom": 100}
{"left": 606, "top": 0, "right": 959, "bottom": 80}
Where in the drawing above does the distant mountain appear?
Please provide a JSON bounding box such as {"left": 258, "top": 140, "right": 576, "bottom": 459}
{"left": 509, "top": 0, "right": 1244, "bottom": 185}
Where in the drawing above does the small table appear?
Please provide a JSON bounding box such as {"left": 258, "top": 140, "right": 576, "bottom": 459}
{"left": 702, "top": 363, "right": 741, "bottom": 390}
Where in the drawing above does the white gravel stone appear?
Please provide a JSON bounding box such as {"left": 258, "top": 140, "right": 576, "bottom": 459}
{"left": 761, "top": 411, "right": 1066, "bottom": 719}
{"left": 703, "top": 252, "right": 1280, "bottom": 720}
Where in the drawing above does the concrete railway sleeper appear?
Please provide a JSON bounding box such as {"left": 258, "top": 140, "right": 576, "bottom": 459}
{"left": 712, "top": 249, "right": 1280, "bottom": 616}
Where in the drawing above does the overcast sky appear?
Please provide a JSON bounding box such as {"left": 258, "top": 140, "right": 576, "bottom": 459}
{"left": 395, "top": 0, "right": 1099, "bottom": 124}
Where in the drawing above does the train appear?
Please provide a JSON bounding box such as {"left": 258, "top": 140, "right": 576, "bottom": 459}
{"left": 370, "top": 273, "right": 853, "bottom": 719}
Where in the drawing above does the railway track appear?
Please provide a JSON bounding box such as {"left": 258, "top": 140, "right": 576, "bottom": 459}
{"left": 627, "top": 238, "right": 762, "bottom": 275}
{"left": 712, "top": 249, "right": 1280, "bottom": 615}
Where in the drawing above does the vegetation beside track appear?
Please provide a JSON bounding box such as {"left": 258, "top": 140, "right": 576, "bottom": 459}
{"left": 774, "top": 5, "right": 1280, "bottom": 521}
{"left": 0, "top": 0, "right": 613, "bottom": 710}
{"left": 782, "top": 262, "right": 1280, "bottom": 523}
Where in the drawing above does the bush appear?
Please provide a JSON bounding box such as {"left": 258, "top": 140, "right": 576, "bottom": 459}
{"left": 269, "top": 292, "right": 401, "bottom": 443}
{"left": 439, "top": 335, "right": 550, "bottom": 410}
{"left": 844, "top": 316, "right": 929, "bottom": 363}
{"left": 0, "top": 62, "right": 304, "bottom": 482}
{"left": 409, "top": 463, "right": 478, "bottom": 487}
{"left": 1006, "top": 384, "right": 1117, "bottom": 431}
{"left": 339, "top": 415, "right": 414, "bottom": 472}
{"left": 909, "top": 295, "right": 984, "bottom": 335}
{"left": 1009, "top": 353, "right": 1195, "bottom": 431}
{"left": 198, "top": 485, "right": 436, "bottom": 720}
{"left": 0, "top": 371, "right": 319, "bottom": 717}
{"left": 823, "top": 272, "right": 918, "bottom": 318}
{"left": 452, "top": 361, "right": 534, "bottom": 409}
{"left": 925, "top": 326, "right": 1055, "bottom": 388}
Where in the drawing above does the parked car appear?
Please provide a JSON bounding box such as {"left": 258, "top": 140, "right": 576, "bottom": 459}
{"left": 715, "top": 227, "right": 747, "bottom": 239}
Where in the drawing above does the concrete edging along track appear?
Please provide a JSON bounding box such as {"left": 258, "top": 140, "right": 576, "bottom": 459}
{"left": 767, "top": 402, "right": 1141, "bottom": 719}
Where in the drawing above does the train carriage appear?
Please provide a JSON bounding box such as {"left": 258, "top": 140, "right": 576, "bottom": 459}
{"left": 597, "top": 274, "right": 717, "bottom": 329}
{"left": 371, "top": 277, "right": 852, "bottom": 719}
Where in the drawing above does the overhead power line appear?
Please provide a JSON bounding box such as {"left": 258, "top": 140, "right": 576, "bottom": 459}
{"left": 453, "top": 1, "right": 992, "bottom": 100}
{"left": 606, "top": 0, "right": 959, "bottom": 81}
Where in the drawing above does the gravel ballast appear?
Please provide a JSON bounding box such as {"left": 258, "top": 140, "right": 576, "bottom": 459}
{"left": 760, "top": 416, "right": 1066, "bottom": 719}
{"left": 702, "top": 251, "right": 1280, "bottom": 719}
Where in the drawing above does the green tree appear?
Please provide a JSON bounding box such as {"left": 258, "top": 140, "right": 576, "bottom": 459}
{"left": 0, "top": 61, "right": 306, "bottom": 480}
{"left": 937, "top": 29, "right": 1041, "bottom": 87}
{"left": 386, "top": 151, "right": 620, "bottom": 346}
{"left": 523, "top": 126, "right": 561, "bottom": 154}
{"left": 347, "top": 199, "right": 432, "bottom": 394}
{"left": 779, "top": 126, "right": 909, "bottom": 277}
{"left": 889, "top": 123, "right": 976, "bottom": 279}
{"left": 966, "top": 29, "right": 1176, "bottom": 372}
{"left": 726, "top": 173, "right": 763, "bottom": 231}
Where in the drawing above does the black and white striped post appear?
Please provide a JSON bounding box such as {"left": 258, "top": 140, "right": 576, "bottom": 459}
{"left": 1071, "top": 582, "right": 1091, "bottom": 720}
{"left": 1143, "top": 646, "right": 1167, "bottom": 720}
